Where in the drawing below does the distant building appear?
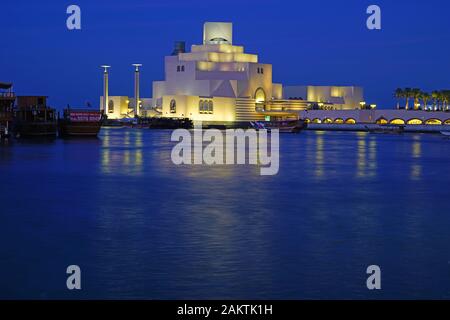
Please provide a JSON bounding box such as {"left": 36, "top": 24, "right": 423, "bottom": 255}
{"left": 283, "top": 86, "right": 364, "bottom": 110}
{"left": 99, "top": 96, "right": 153, "bottom": 119}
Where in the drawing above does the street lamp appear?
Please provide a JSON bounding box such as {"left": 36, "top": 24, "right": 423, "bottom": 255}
{"left": 101, "top": 65, "right": 111, "bottom": 114}
{"left": 132, "top": 64, "right": 142, "bottom": 117}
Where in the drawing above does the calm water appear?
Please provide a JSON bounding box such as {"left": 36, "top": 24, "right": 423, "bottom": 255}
{"left": 1, "top": 129, "right": 450, "bottom": 299}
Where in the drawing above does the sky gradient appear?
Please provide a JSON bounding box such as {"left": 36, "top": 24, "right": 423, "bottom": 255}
{"left": 1, "top": 0, "right": 449, "bottom": 109}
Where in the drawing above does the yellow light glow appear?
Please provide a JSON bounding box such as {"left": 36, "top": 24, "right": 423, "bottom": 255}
{"left": 407, "top": 119, "right": 423, "bottom": 125}
{"left": 345, "top": 118, "right": 356, "bottom": 124}
{"left": 425, "top": 119, "right": 442, "bottom": 125}
{"left": 390, "top": 119, "right": 406, "bottom": 125}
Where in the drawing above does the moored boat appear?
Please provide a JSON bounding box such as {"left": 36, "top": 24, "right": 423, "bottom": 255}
{"left": 250, "top": 119, "right": 307, "bottom": 133}
{"left": 0, "top": 82, "right": 14, "bottom": 139}
{"left": 58, "top": 108, "right": 103, "bottom": 137}
{"left": 367, "top": 124, "right": 405, "bottom": 134}
{"left": 14, "top": 96, "right": 57, "bottom": 138}
{"left": 148, "top": 117, "right": 193, "bottom": 129}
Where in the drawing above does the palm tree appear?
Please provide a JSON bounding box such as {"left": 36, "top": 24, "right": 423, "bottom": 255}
{"left": 420, "top": 92, "right": 431, "bottom": 110}
{"left": 404, "top": 88, "right": 412, "bottom": 110}
{"left": 412, "top": 88, "right": 421, "bottom": 110}
{"left": 438, "top": 91, "right": 446, "bottom": 111}
{"left": 394, "top": 88, "right": 404, "bottom": 109}
{"left": 442, "top": 90, "right": 450, "bottom": 111}
{"left": 432, "top": 91, "right": 440, "bottom": 111}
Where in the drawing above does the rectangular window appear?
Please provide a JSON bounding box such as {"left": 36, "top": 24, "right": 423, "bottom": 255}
{"left": 177, "top": 66, "right": 180, "bottom": 72}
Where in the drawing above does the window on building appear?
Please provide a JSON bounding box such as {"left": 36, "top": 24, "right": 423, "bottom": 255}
{"left": 261, "top": 68, "right": 264, "bottom": 74}
{"left": 170, "top": 99, "right": 176, "bottom": 113}
{"left": 199, "top": 100, "right": 213, "bottom": 114}
{"left": 208, "top": 101, "right": 213, "bottom": 114}
{"left": 177, "top": 66, "right": 180, "bottom": 72}
{"left": 181, "top": 65, "right": 185, "bottom": 72}
{"left": 108, "top": 100, "right": 114, "bottom": 113}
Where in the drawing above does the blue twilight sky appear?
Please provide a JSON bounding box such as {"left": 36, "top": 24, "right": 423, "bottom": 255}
{"left": 0, "top": 0, "right": 449, "bottom": 109}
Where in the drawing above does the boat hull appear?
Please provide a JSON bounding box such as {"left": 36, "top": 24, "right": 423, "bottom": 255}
{"left": 14, "top": 122, "right": 57, "bottom": 137}
{"left": 251, "top": 120, "right": 307, "bottom": 133}
{"left": 59, "top": 121, "right": 102, "bottom": 137}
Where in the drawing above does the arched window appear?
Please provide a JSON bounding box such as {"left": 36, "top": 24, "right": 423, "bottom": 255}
{"left": 312, "top": 118, "right": 321, "bottom": 124}
{"left": 376, "top": 118, "right": 388, "bottom": 125}
{"left": 323, "top": 118, "right": 333, "bottom": 124}
{"left": 108, "top": 100, "right": 114, "bottom": 113}
{"left": 304, "top": 118, "right": 311, "bottom": 123}
{"left": 425, "top": 118, "right": 442, "bottom": 125}
{"left": 407, "top": 118, "right": 423, "bottom": 125}
{"left": 390, "top": 118, "right": 405, "bottom": 125}
{"left": 208, "top": 101, "right": 213, "bottom": 114}
{"left": 170, "top": 99, "right": 176, "bottom": 113}
{"left": 345, "top": 118, "right": 356, "bottom": 124}
{"left": 334, "top": 118, "right": 344, "bottom": 124}
{"left": 444, "top": 119, "right": 450, "bottom": 125}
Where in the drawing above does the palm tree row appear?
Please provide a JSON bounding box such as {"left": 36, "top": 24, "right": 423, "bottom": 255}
{"left": 394, "top": 88, "right": 450, "bottom": 111}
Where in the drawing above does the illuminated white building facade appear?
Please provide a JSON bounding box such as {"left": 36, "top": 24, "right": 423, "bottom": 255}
{"left": 152, "top": 22, "right": 311, "bottom": 124}
{"left": 102, "top": 22, "right": 365, "bottom": 123}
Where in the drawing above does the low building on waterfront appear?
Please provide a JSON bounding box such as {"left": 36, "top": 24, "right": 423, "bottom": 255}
{"left": 300, "top": 109, "right": 450, "bottom": 131}
{"left": 284, "top": 86, "right": 364, "bottom": 110}
{"left": 99, "top": 96, "right": 153, "bottom": 120}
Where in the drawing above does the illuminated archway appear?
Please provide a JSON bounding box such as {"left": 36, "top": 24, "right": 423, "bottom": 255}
{"left": 345, "top": 118, "right": 356, "bottom": 124}
{"left": 445, "top": 119, "right": 450, "bottom": 125}
{"left": 407, "top": 118, "right": 423, "bottom": 125}
{"left": 312, "top": 118, "right": 322, "bottom": 124}
{"left": 425, "top": 118, "right": 442, "bottom": 125}
{"left": 304, "top": 118, "right": 311, "bottom": 123}
{"left": 254, "top": 87, "right": 266, "bottom": 103}
{"left": 334, "top": 118, "right": 344, "bottom": 124}
{"left": 376, "top": 117, "right": 388, "bottom": 125}
{"left": 390, "top": 118, "right": 405, "bottom": 125}
{"left": 323, "top": 118, "right": 333, "bottom": 124}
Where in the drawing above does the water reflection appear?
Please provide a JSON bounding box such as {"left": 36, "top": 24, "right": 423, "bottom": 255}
{"left": 356, "top": 132, "right": 377, "bottom": 179}
{"left": 2, "top": 130, "right": 450, "bottom": 299}
{"left": 410, "top": 135, "right": 422, "bottom": 181}
{"left": 100, "top": 129, "right": 144, "bottom": 176}
{"left": 314, "top": 131, "right": 325, "bottom": 179}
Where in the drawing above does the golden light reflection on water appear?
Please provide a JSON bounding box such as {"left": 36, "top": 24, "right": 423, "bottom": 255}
{"left": 356, "top": 132, "right": 377, "bottom": 179}
{"left": 410, "top": 135, "right": 422, "bottom": 180}
{"left": 101, "top": 129, "right": 144, "bottom": 176}
{"left": 315, "top": 134, "right": 324, "bottom": 179}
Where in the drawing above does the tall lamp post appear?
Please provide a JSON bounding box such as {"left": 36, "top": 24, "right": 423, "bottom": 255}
{"left": 101, "top": 65, "right": 111, "bottom": 115}
{"left": 132, "top": 64, "right": 142, "bottom": 117}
